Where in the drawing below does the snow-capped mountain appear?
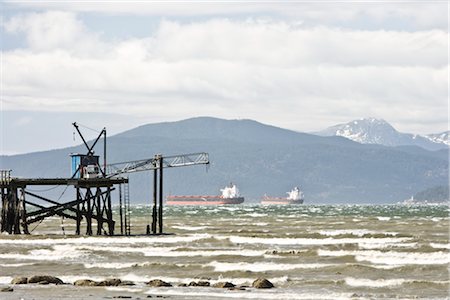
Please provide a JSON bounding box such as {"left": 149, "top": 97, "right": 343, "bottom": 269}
{"left": 316, "top": 118, "right": 448, "bottom": 151}
{"left": 423, "top": 131, "right": 450, "bottom": 146}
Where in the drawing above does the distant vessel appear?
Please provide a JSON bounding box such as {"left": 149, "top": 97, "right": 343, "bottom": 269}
{"left": 261, "top": 187, "right": 305, "bottom": 205}
{"left": 401, "top": 195, "right": 416, "bottom": 205}
{"left": 166, "top": 184, "right": 244, "bottom": 205}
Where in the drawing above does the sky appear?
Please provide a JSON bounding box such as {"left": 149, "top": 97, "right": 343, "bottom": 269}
{"left": 0, "top": 1, "right": 448, "bottom": 155}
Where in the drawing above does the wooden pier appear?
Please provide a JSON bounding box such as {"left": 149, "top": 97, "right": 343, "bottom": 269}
{"left": 0, "top": 123, "right": 209, "bottom": 236}
{"left": 0, "top": 170, "right": 128, "bottom": 235}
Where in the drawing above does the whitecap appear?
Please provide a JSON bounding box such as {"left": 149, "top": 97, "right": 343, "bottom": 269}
{"left": 84, "top": 262, "right": 139, "bottom": 269}
{"left": 143, "top": 288, "right": 354, "bottom": 300}
{"left": 318, "top": 229, "right": 398, "bottom": 237}
{"left": 0, "top": 276, "right": 12, "bottom": 284}
{"left": 220, "top": 235, "right": 411, "bottom": 246}
{"left": 430, "top": 243, "right": 450, "bottom": 249}
{"left": 345, "top": 277, "right": 405, "bottom": 288}
{"left": 0, "top": 244, "right": 88, "bottom": 261}
{"left": 243, "top": 213, "right": 268, "bottom": 217}
{"left": 318, "top": 249, "right": 450, "bottom": 265}
{"left": 0, "top": 262, "right": 36, "bottom": 267}
{"left": 171, "top": 225, "right": 208, "bottom": 231}
{"left": 0, "top": 233, "right": 211, "bottom": 245}
{"left": 77, "top": 245, "right": 265, "bottom": 258}
{"left": 207, "top": 261, "right": 336, "bottom": 272}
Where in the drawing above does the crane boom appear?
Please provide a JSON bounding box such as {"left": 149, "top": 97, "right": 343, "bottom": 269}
{"left": 106, "top": 152, "right": 209, "bottom": 178}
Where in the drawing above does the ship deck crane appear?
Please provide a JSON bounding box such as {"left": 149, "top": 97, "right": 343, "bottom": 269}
{"left": 106, "top": 152, "right": 209, "bottom": 234}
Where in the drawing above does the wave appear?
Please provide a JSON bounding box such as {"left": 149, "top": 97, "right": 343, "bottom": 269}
{"left": 0, "top": 244, "right": 88, "bottom": 261}
{"left": 77, "top": 245, "right": 266, "bottom": 258}
{"left": 0, "top": 233, "right": 211, "bottom": 245}
{"left": 318, "top": 249, "right": 450, "bottom": 265}
{"left": 344, "top": 277, "right": 450, "bottom": 288}
{"left": 84, "top": 262, "right": 140, "bottom": 269}
{"left": 142, "top": 288, "right": 354, "bottom": 300}
{"left": 345, "top": 277, "right": 405, "bottom": 288}
{"left": 218, "top": 235, "right": 412, "bottom": 247}
{"left": 207, "top": 261, "right": 337, "bottom": 272}
{"left": 317, "top": 229, "right": 399, "bottom": 237}
{"left": 430, "top": 243, "right": 450, "bottom": 249}
{"left": 242, "top": 213, "right": 268, "bottom": 217}
{"left": 0, "top": 262, "right": 36, "bottom": 267}
{"left": 358, "top": 242, "right": 418, "bottom": 250}
{"left": 171, "top": 225, "right": 208, "bottom": 231}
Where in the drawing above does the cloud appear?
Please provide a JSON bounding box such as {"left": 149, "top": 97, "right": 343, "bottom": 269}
{"left": 5, "top": 1, "right": 447, "bottom": 30}
{"left": 2, "top": 11, "right": 448, "bottom": 134}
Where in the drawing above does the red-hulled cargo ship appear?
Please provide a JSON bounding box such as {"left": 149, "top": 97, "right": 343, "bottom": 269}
{"left": 166, "top": 184, "right": 244, "bottom": 205}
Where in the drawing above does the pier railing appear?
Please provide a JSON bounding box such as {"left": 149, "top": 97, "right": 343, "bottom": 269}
{"left": 0, "top": 170, "right": 11, "bottom": 185}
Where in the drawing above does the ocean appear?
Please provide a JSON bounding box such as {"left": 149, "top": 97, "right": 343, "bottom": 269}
{"left": 0, "top": 204, "right": 448, "bottom": 299}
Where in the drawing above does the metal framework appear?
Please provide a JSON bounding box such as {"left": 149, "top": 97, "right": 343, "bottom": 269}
{"left": 105, "top": 152, "right": 209, "bottom": 234}
{"left": 106, "top": 152, "right": 209, "bottom": 178}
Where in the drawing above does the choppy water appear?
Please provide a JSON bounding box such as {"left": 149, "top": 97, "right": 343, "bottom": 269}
{"left": 0, "top": 204, "right": 449, "bottom": 299}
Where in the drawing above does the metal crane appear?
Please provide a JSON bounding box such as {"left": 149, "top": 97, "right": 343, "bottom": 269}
{"left": 106, "top": 152, "right": 209, "bottom": 178}
{"left": 106, "top": 152, "right": 209, "bottom": 235}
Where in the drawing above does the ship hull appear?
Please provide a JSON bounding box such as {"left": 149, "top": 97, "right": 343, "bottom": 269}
{"left": 167, "top": 196, "right": 244, "bottom": 205}
{"left": 261, "top": 198, "right": 304, "bottom": 205}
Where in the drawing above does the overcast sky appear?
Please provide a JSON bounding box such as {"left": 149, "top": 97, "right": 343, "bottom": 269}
{"left": 1, "top": 1, "right": 448, "bottom": 155}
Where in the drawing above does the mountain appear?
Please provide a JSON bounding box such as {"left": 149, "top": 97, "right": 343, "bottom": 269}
{"left": 423, "top": 131, "right": 450, "bottom": 146}
{"left": 0, "top": 117, "right": 448, "bottom": 204}
{"left": 413, "top": 185, "right": 449, "bottom": 203}
{"left": 316, "top": 118, "right": 448, "bottom": 151}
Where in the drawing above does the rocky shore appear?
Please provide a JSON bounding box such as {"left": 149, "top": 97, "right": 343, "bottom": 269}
{"left": 1, "top": 275, "right": 275, "bottom": 296}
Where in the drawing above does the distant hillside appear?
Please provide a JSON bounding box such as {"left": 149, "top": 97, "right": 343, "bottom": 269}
{"left": 316, "top": 118, "right": 448, "bottom": 151}
{"left": 413, "top": 185, "right": 449, "bottom": 203}
{"left": 1, "top": 117, "right": 448, "bottom": 204}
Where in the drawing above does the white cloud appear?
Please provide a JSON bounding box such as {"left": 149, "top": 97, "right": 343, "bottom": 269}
{"left": 2, "top": 11, "right": 448, "bottom": 134}
{"left": 5, "top": 1, "right": 447, "bottom": 30}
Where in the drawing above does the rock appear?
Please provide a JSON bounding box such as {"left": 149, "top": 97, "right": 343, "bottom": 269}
{"left": 196, "top": 281, "right": 210, "bottom": 287}
{"left": 119, "top": 281, "right": 135, "bottom": 286}
{"left": 1, "top": 286, "right": 13, "bottom": 292}
{"left": 74, "top": 279, "right": 98, "bottom": 286}
{"left": 213, "top": 282, "right": 235, "bottom": 288}
{"left": 28, "top": 275, "right": 64, "bottom": 285}
{"left": 38, "top": 281, "right": 49, "bottom": 285}
{"left": 113, "top": 296, "right": 132, "bottom": 299}
{"left": 188, "top": 281, "right": 210, "bottom": 287}
{"left": 97, "top": 278, "right": 122, "bottom": 286}
{"left": 177, "top": 283, "right": 187, "bottom": 287}
{"left": 11, "top": 277, "right": 28, "bottom": 284}
{"left": 146, "top": 279, "right": 172, "bottom": 287}
{"left": 252, "top": 278, "right": 274, "bottom": 289}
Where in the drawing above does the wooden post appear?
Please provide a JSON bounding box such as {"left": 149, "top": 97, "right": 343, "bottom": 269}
{"left": 152, "top": 164, "right": 158, "bottom": 234}
{"left": 119, "top": 184, "right": 123, "bottom": 235}
{"left": 158, "top": 156, "right": 163, "bottom": 234}
{"left": 96, "top": 188, "right": 102, "bottom": 235}
{"left": 76, "top": 187, "right": 81, "bottom": 235}
{"left": 86, "top": 189, "right": 93, "bottom": 235}
{"left": 106, "top": 187, "right": 114, "bottom": 235}
{"left": 1, "top": 187, "right": 6, "bottom": 232}
{"left": 12, "top": 187, "right": 21, "bottom": 234}
{"left": 19, "top": 188, "right": 29, "bottom": 234}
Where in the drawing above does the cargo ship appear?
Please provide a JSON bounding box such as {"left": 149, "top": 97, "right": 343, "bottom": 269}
{"left": 166, "top": 184, "right": 244, "bottom": 205}
{"left": 261, "top": 187, "right": 305, "bottom": 205}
